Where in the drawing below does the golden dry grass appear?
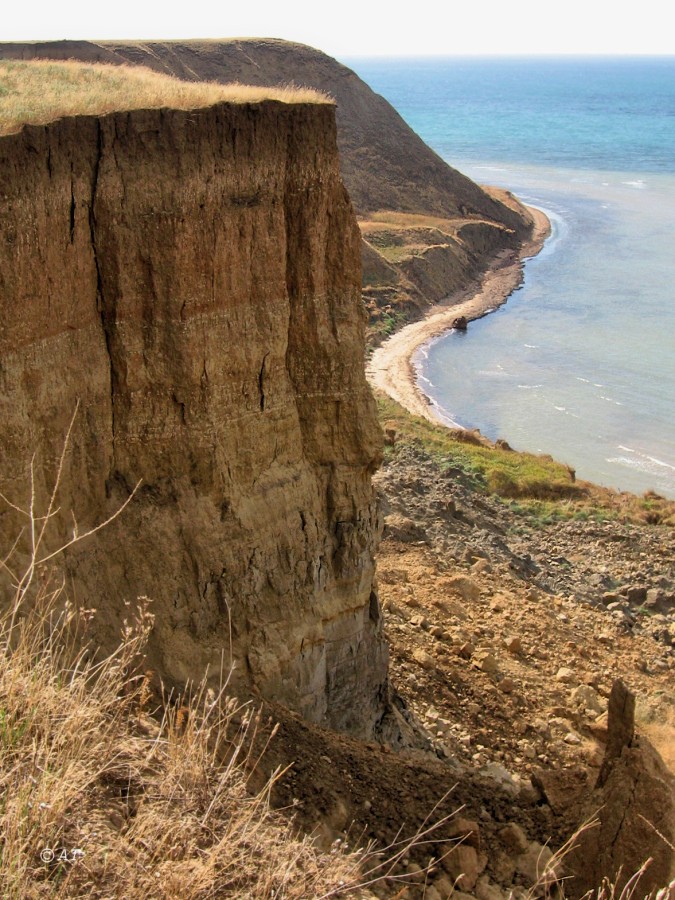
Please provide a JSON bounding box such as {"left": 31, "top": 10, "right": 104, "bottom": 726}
{"left": 0, "top": 416, "right": 365, "bottom": 897}
{"left": 0, "top": 456, "right": 370, "bottom": 897}
{"left": 0, "top": 59, "right": 330, "bottom": 136}
{"left": 0, "top": 583, "right": 377, "bottom": 898}
{"left": 360, "top": 211, "right": 463, "bottom": 232}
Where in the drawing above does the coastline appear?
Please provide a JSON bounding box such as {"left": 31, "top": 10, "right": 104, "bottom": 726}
{"left": 366, "top": 205, "right": 551, "bottom": 426}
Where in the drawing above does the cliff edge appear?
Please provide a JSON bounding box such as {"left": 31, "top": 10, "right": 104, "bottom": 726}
{"left": 0, "top": 98, "right": 390, "bottom": 737}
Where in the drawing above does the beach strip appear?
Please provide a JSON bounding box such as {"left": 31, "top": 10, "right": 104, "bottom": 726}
{"left": 366, "top": 206, "right": 551, "bottom": 425}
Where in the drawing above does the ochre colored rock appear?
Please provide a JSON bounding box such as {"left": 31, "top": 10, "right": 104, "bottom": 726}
{"left": 0, "top": 101, "right": 389, "bottom": 737}
{"left": 566, "top": 738, "right": 675, "bottom": 897}
{"left": 447, "top": 817, "right": 481, "bottom": 850}
{"left": 596, "top": 678, "right": 635, "bottom": 787}
{"left": 442, "top": 844, "right": 480, "bottom": 891}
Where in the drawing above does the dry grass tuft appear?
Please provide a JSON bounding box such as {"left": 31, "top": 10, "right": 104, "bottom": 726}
{"left": 362, "top": 211, "right": 463, "bottom": 231}
{"left": 0, "top": 581, "right": 377, "bottom": 897}
{"left": 0, "top": 59, "right": 331, "bottom": 136}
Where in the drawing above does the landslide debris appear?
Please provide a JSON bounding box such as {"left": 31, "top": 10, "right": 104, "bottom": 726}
{"left": 252, "top": 439, "right": 674, "bottom": 898}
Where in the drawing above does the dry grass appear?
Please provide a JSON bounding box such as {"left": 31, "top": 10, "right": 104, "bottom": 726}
{"left": 0, "top": 59, "right": 330, "bottom": 136}
{"left": 0, "top": 411, "right": 365, "bottom": 897}
{"left": 0, "top": 433, "right": 367, "bottom": 898}
{"left": 0, "top": 583, "right": 379, "bottom": 897}
{"left": 361, "top": 211, "right": 463, "bottom": 232}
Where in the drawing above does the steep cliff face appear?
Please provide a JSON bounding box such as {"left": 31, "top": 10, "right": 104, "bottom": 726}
{"left": 0, "top": 101, "right": 389, "bottom": 736}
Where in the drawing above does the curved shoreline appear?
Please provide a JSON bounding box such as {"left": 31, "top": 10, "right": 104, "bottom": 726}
{"left": 366, "top": 205, "right": 551, "bottom": 425}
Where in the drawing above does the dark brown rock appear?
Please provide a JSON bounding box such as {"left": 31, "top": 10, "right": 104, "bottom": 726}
{"left": 567, "top": 739, "right": 675, "bottom": 898}
{"left": 596, "top": 679, "right": 635, "bottom": 788}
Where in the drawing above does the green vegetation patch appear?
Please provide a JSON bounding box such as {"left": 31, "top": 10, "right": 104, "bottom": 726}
{"left": 0, "top": 60, "right": 329, "bottom": 136}
{"left": 377, "top": 394, "right": 675, "bottom": 526}
{"left": 378, "top": 394, "right": 578, "bottom": 497}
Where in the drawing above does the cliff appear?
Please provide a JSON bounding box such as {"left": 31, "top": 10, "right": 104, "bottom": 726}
{"left": 0, "top": 99, "right": 390, "bottom": 737}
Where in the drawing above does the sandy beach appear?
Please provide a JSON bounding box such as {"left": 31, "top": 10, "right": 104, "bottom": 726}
{"left": 367, "top": 206, "right": 551, "bottom": 425}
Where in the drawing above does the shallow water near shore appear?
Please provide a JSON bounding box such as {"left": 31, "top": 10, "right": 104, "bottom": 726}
{"left": 349, "top": 57, "right": 675, "bottom": 497}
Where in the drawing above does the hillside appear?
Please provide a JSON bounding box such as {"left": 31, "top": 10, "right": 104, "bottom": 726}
{"left": 0, "top": 38, "right": 527, "bottom": 227}
{"left": 256, "top": 414, "right": 675, "bottom": 898}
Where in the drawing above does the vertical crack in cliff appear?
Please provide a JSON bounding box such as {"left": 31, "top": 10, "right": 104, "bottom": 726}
{"left": 258, "top": 352, "right": 269, "bottom": 412}
{"left": 87, "top": 120, "right": 117, "bottom": 467}
{"left": 69, "top": 165, "right": 76, "bottom": 244}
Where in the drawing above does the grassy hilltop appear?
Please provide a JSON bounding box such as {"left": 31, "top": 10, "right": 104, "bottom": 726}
{"left": 0, "top": 59, "right": 328, "bottom": 135}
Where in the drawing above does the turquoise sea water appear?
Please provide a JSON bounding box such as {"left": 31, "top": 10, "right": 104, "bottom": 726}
{"left": 347, "top": 57, "right": 675, "bottom": 498}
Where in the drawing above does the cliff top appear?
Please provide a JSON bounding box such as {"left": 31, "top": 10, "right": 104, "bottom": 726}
{"left": 0, "top": 58, "right": 330, "bottom": 135}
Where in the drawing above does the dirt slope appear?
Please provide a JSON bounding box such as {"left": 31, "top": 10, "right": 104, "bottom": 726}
{"left": 252, "top": 442, "right": 674, "bottom": 898}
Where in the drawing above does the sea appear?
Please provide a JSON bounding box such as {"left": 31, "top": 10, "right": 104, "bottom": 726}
{"left": 346, "top": 57, "right": 675, "bottom": 498}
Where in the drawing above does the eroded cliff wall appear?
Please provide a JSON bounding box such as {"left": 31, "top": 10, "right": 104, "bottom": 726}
{"left": 0, "top": 100, "right": 389, "bottom": 736}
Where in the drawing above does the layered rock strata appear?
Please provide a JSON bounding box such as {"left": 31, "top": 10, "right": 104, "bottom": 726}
{"left": 0, "top": 100, "right": 389, "bottom": 736}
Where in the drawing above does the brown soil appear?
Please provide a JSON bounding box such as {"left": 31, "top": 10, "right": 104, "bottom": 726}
{"left": 253, "top": 444, "right": 674, "bottom": 898}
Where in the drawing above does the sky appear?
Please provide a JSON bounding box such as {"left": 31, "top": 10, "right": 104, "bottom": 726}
{"left": 2, "top": 0, "right": 673, "bottom": 57}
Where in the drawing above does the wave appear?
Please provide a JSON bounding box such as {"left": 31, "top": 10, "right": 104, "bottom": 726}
{"left": 607, "top": 447, "right": 675, "bottom": 487}
{"left": 646, "top": 455, "right": 675, "bottom": 472}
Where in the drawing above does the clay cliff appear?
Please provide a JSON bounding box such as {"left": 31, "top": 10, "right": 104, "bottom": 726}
{"left": 0, "top": 99, "right": 390, "bottom": 737}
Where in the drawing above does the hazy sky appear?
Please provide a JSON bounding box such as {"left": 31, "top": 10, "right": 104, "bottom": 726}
{"left": 3, "top": 0, "right": 673, "bottom": 57}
